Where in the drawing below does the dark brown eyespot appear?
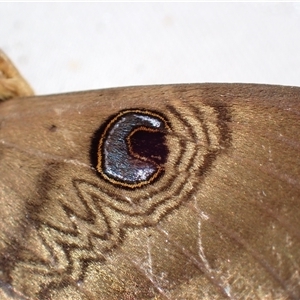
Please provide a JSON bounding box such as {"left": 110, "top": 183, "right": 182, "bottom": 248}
{"left": 90, "top": 110, "right": 170, "bottom": 189}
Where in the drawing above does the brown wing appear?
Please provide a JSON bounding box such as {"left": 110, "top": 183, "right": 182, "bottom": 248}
{"left": 0, "top": 84, "right": 299, "bottom": 300}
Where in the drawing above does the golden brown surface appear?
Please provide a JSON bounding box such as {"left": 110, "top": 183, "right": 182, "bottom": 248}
{"left": 0, "top": 84, "right": 299, "bottom": 299}
{"left": 0, "top": 50, "right": 34, "bottom": 101}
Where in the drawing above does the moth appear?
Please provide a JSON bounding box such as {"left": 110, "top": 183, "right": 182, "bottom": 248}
{"left": 0, "top": 50, "right": 299, "bottom": 300}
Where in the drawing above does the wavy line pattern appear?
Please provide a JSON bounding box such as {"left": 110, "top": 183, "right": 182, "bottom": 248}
{"left": 5, "top": 100, "right": 230, "bottom": 299}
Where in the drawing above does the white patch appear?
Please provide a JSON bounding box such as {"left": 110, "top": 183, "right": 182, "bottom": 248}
{"left": 137, "top": 114, "right": 161, "bottom": 127}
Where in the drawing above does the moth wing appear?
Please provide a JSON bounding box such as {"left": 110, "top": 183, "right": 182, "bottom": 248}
{"left": 0, "top": 84, "right": 299, "bottom": 299}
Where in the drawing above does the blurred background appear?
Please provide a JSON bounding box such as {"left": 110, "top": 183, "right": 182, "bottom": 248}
{"left": 1, "top": 2, "right": 300, "bottom": 95}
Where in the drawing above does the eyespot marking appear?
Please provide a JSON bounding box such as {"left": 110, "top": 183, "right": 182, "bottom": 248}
{"left": 90, "top": 110, "right": 170, "bottom": 189}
